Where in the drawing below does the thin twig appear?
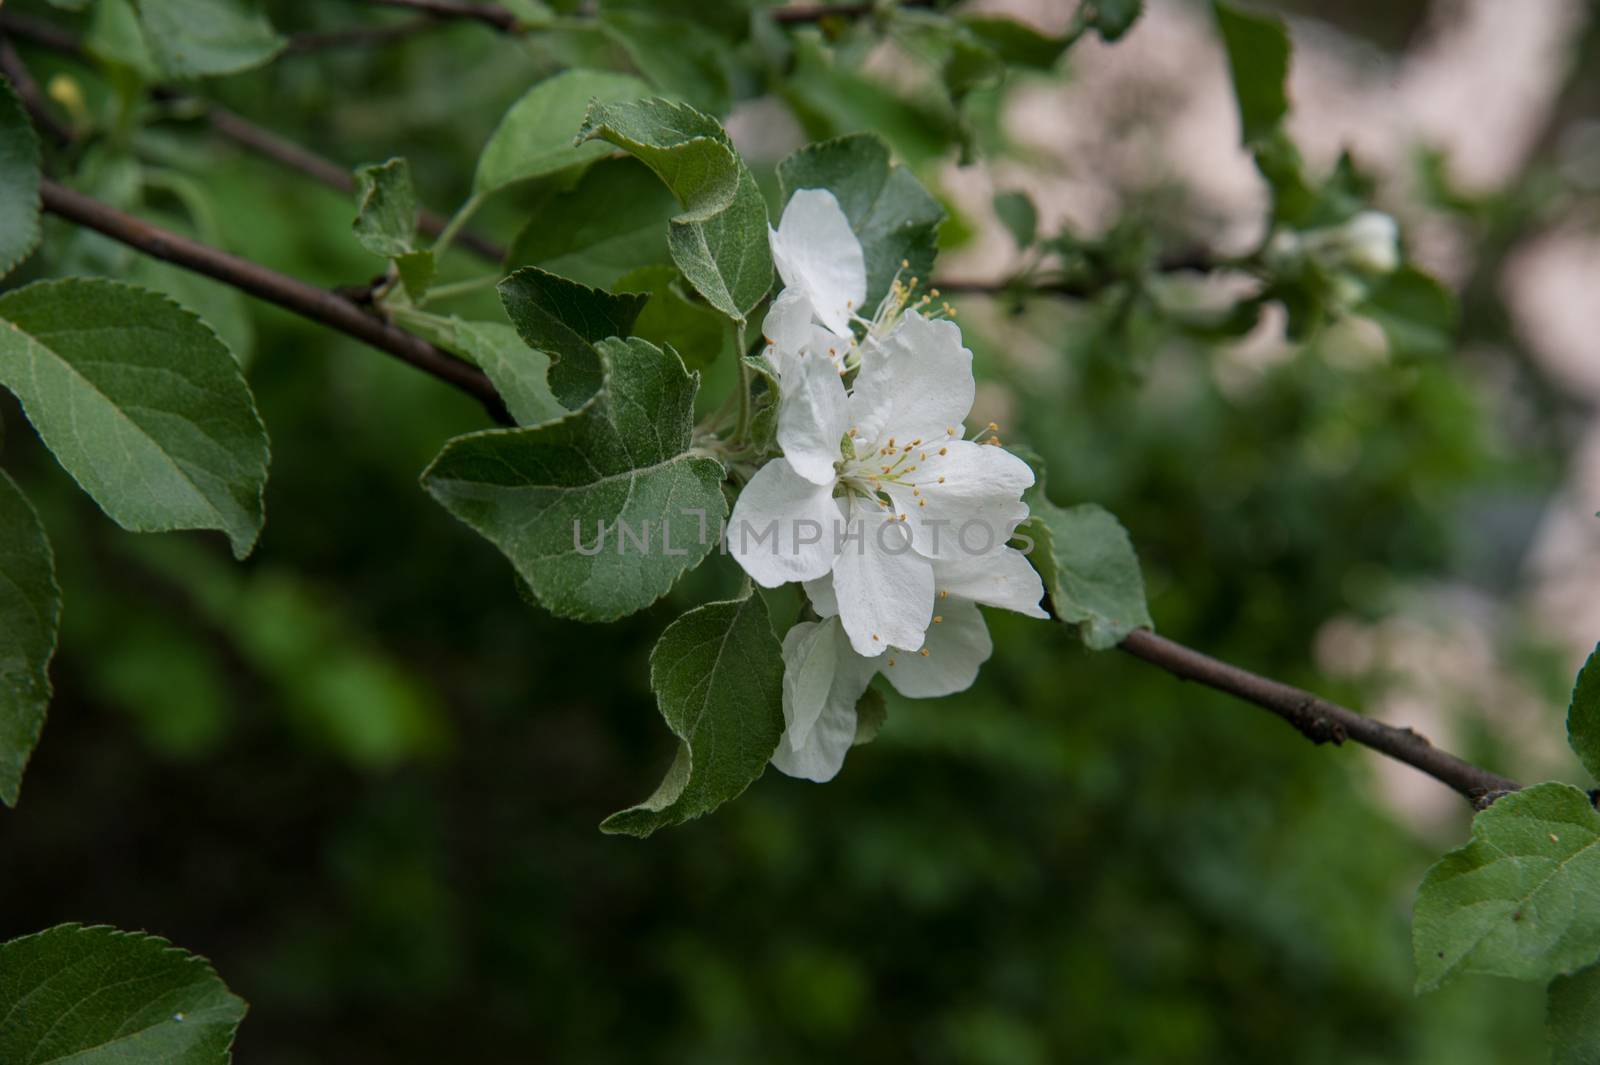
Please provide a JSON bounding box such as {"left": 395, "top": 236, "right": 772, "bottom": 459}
{"left": 286, "top": 17, "right": 444, "bottom": 52}
{"left": 360, "top": 0, "right": 518, "bottom": 32}
{"left": 1117, "top": 629, "right": 1522, "bottom": 807}
{"left": 39, "top": 181, "right": 511, "bottom": 425}
{"left": 0, "top": 34, "right": 72, "bottom": 147}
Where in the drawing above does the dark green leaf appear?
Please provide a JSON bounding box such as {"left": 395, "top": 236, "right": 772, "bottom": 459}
{"left": 958, "top": 16, "right": 1075, "bottom": 69}
{"left": 505, "top": 157, "right": 676, "bottom": 288}
{"left": 474, "top": 69, "right": 651, "bottom": 196}
{"left": 497, "top": 266, "right": 649, "bottom": 410}
{"left": 1414, "top": 783, "right": 1600, "bottom": 992}
{"left": 602, "top": 591, "right": 785, "bottom": 837}
{"left": 0, "top": 469, "right": 59, "bottom": 807}
{"left": 1214, "top": 1, "right": 1290, "bottom": 146}
{"left": 0, "top": 279, "right": 270, "bottom": 559}
{"left": 598, "top": 11, "right": 733, "bottom": 114}
{"left": 421, "top": 336, "right": 726, "bottom": 622}
{"left": 1024, "top": 492, "right": 1152, "bottom": 650}
{"left": 1569, "top": 647, "right": 1600, "bottom": 783}
{"left": 1359, "top": 265, "right": 1457, "bottom": 358}
{"left": 352, "top": 157, "right": 418, "bottom": 259}
{"left": 0, "top": 923, "right": 246, "bottom": 1065}
{"left": 0, "top": 78, "right": 41, "bottom": 279}
{"left": 777, "top": 132, "right": 945, "bottom": 312}
{"left": 616, "top": 265, "right": 727, "bottom": 372}
{"left": 853, "top": 685, "right": 887, "bottom": 747}
{"left": 1085, "top": 0, "right": 1144, "bottom": 41}
{"left": 1549, "top": 962, "right": 1600, "bottom": 1065}
{"left": 579, "top": 97, "right": 773, "bottom": 322}
{"left": 993, "top": 190, "right": 1038, "bottom": 248}
{"left": 136, "top": 0, "right": 285, "bottom": 78}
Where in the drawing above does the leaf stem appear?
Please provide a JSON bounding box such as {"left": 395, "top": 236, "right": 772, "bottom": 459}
{"left": 431, "top": 191, "right": 486, "bottom": 262}
{"left": 420, "top": 273, "right": 502, "bottom": 305}
{"left": 733, "top": 322, "right": 752, "bottom": 445}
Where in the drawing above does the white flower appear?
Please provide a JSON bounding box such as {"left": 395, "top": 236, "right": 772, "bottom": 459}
{"left": 1336, "top": 210, "right": 1400, "bottom": 274}
{"left": 772, "top": 550, "right": 1047, "bottom": 782}
{"left": 728, "top": 310, "right": 1036, "bottom": 657}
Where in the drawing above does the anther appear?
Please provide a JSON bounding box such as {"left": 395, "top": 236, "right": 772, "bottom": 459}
{"left": 939, "top": 447, "right": 948, "bottom": 456}
{"left": 872, "top": 634, "right": 880, "bottom": 641}
{"left": 887, "top": 658, "right": 896, "bottom": 667}
{"left": 933, "top": 615, "right": 943, "bottom": 624}
{"left": 939, "top": 590, "right": 949, "bottom": 599}
{"left": 919, "top": 649, "right": 929, "bottom": 657}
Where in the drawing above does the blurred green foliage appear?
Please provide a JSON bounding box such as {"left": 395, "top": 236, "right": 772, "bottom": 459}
{"left": 0, "top": 0, "right": 1585, "bottom": 1060}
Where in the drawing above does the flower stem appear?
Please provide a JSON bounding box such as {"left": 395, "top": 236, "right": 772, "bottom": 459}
{"left": 733, "top": 321, "right": 753, "bottom": 445}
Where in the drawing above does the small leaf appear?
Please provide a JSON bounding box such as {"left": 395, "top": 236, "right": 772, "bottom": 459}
{"left": 1359, "top": 265, "right": 1457, "bottom": 358}
{"left": 352, "top": 157, "right": 418, "bottom": 259}
{"left": 957, "top": 16, "right": 1076, "bottom": 69}
{"left": 598, "top": 11, "right": 733, "bottom": 115}
{"left": 1413, "top": 782, "right": 1600, "bottom": 992}
{"left": 498, "top": 267, "right": 649, "bottom": 410}
{"left": 0, "top": 469, "right": 60, "bottom": 808}
{"left": 505, "top": 157, "right": 676, "bottom": 288}
{"left": 136, "top": 0, "right": 285, "bottom": 78}
{"left": 0, "top": 78, "right": 41, "bottom": 279}
{"left": 474, "top": 69, "right": 651, "bottom": 196}
{"left": 400, "top": 313, "right": 565, "bottom": 428}
{"left": 1023, "top": 492, "right": 1152, "bottom": 650}
{"left": 579, "top": 97, "right": 773, "bottom": 322}
{"left": 853, "top": 685, "right": 887, "bottom": 747}
{"left": 421, "top": 336, "right": 726, "bottom": 622}
{"left": 1214, "top": 1, "right": 1290, "bottom": 146}
{"left": 1084, "top": 0, "right": 1144, "bottom": 41}
{"left": 394, "top": 251, "right": 436, "bottom": 302}
{"left": 602, "top": 591, "right": 785, "bottom": 837}
{"left": 0, "top": 923, "right": 247, "bottom": 1065}
{"left": 0, "top": 279, "right": 270, "bottom": 559}
{"left": 1570, "top": 648, "right": 1600, "bottom": 783}
{"left": 777, "top": 132, "right": 945, "bottom": 312}
{"left": 1549, "top": 962, "right": 1600, "bottom": 1065}
{"left": 616, "top": 265, "right": 728, "bottom": 372}
{"left": 993, "top": 190, "right": 1038, "bottom": 249}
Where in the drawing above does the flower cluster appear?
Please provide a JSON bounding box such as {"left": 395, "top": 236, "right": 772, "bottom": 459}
{"left": 730, "top": 190, "right": 1047, "bottom": 782}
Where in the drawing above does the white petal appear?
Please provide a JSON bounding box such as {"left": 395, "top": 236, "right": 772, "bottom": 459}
{"left": 803, "top": 574, "right": 839, "bottom": 618}
{"left": 727, "top": 459, "right": 841, "bottom": 587}
{"left": 881, "top": 596, "right": 992, "bottom": 698}
{"left": 781, "top": 620, "right": 839, "bottom": 750}
{"left": 932, "top": 547, "right": 1048, "bottom": 619}
{"left": 772, "top": 617, "right": 877, "bottom": 782}
{"left": 847, "top": 311, "right": 974, "bottom": 448}
{"left": 769, "top": 189, "right": 866, "bottom": 337}
{"left": 882, "top": 440, "right": 1033, "bottom": 561}
{"left": 832, "top": 503, "right": 934, "bottom": 657}
{"left": 762, "top": 288, "right": 813, "bottom": 375}
{"left": 777, "top": 345, "right": 849, "bottom": 486}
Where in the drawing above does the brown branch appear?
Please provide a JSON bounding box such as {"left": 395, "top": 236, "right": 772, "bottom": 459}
{"left": 938, "top": 248, "right": 1224, "bottom": 301}
{"left": 1117, "top": 629, "right": 1522, "bottom": 807}
{"left": 0, "top": 34, "right": 72, "bottom": 147}
{"left": 360, "top": 0, "right": 518, "bottom": 32}
{"left": 39, "top": 181, "right": 511, "bottom": 425}
{"left": 0, "top": 11, "right": 79, "bottom": 57}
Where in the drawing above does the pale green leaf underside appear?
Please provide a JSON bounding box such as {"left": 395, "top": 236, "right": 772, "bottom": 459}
{"left": 1414, "top": 783, "right": 1600, "bottom": 992}
{"left": 401, "top": 314, "right": 565, "bottom": 428}
{"left": 0, "top": 923, "right": 246, "bottom": 1065}
{"left": 136, "top": 0, "right": 285, "bottom": 78}
{"left": 474, "top": 69, "right": 651, "bottom": 195}
{"left": 352, "top": 157, "right": 418, "bottom": 259}
{"left": 0, "top": 469, "right": 60, "bottom": 808}
{"left": 603, "top": 592, "right": 785, "bottom": 837}
{"left": 580, "top": 97, "right": 773, "bottom": 322}
{"left": 0, "top": 77, "right": 42, "bottom": 279}
{"left": 1024, "top": 495, "right": 1152, "bottom": 650}
{"left": 421, "top": 336, "right": 725, "bottom": 622}
{"left": 0, "top": 279, "right": 269, "bottom": 559}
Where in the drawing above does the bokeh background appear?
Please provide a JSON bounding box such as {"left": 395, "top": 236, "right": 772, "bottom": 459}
{"left": 3, "top": 0, "right": 1597, "bottom": 1061}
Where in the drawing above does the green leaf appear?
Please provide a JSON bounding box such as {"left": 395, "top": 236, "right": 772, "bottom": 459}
{"left": 0, "top": 923, "right": 247, "bottom": 1065}
{"left": 1214, "top": 1, "right": 1290, "bottom": 146}
{"left": 1549, "top": 962, "right": 1600, "bottom": 1065}
{"left": 777, "top": 132, "right": 945, "bottom": 313}
{"left": 398, "top": 312, "right": 565, "bottom": 428}
{"left": 579, "top": 97, "right": 773, "bottom": 322}
{"left": 598, "top": 11, "right": 733, "bottom": 115}
{"left": 601, "top": 591, "right": 785, "bottom": 837}
{"left": 853, "top": 686, "right": 887, "bottom": 747}
{"left": 0, "top": 470, "right": 60, "bottom": 808}
{"left": 421, "top": 336, "right": 726, "bottom": 622}
{"left": 497, "top": 266, "right": 649, "bottom": 410}
{"left": 135, "top": 0, "right": 285, "bottom": 78}
{"left": 0, "top": 78, "right": 41, "bottom": 279}
{"left": 474, "top": 69, "right": 651, "bottom": 196}
{"left": 86, "top": 0, "right": 161, "bottom": 81}
{"left": 352, "top": 157, "right": 418, "bottom": 259}
{"left": 993, "top": 190, "right": 1038, "bottom": 248}
{"left": 957, "top": 16, "right": 1075, "bottom": 69}
{"left": 1085, "top": 0, "right": 1144, "bottom": 41}
{"left": 1359, "top": 265, "right": 1457, "bottom": 358}
{"left": 1569, "top": 647, "right": 1600, "bottom": 782}
{"left": 126, "top": 257, "right": 255, "bottom": 369}
{"left": 394, "top": 251, "right": 436, "bottom": 302}
{"left": 1413, "top": 782, "right": 1600, "bottom": 992}
{"left": 505, "top": 157, "right": 676, "bottom": 288}
{"left": 1023, "top": 493, "right": 1152, "bottom": 650}
{"left": 616, "top": 265, "right": 728, "bottom": 372}
{"left": 0, "top": 279, "right": 270, "bottom": 559}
